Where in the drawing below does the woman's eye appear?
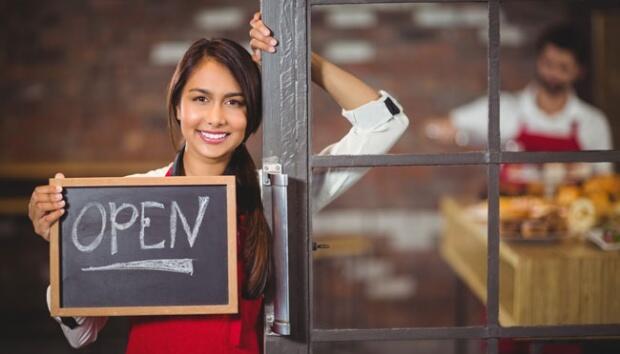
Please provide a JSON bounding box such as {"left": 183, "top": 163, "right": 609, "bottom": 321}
{"left": 227, "top": 99, "right": 245, "bottom": 107}
{"left": 193, "top": 96, "right": 207, "bottom": 103}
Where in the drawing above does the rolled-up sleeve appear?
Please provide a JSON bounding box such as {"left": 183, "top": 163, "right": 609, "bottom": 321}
{"left": 46, "top": 286, "right": 108, "bottom": 349}
{"left": 312, "top": 90, "right": 410, "bottom": 212}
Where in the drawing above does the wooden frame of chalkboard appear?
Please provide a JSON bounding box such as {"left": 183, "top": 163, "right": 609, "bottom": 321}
{"left": 49, "top": 176, "right": 237, "bottom": 317}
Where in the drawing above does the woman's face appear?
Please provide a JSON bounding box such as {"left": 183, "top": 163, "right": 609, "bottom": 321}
{"left": 177, "top": 58, "right": 247, "bottom": 167}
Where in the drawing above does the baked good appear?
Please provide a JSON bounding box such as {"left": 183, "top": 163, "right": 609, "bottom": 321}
{"left": 521, "top": 218, "right": 549, "bottom": 239}
{"left": 585, "top": 191, "right": 613, "bottom": 218}
{"left": 567, "top": 198, "right": 597, "bottom": 235}
{"left": 555, "top": 185, "right": 581, "bottom": 206}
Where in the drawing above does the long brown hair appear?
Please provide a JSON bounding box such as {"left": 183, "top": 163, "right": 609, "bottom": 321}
{"left": 167, "top": 38, "right": 271, "bottom": 298}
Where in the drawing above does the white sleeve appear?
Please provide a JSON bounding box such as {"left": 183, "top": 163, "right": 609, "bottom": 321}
{"left": 312, "top": 90, "right": 409, "bottom": 212}
{"left": 450, "top": 93, "right": 519, "bottom": 145}
{"left": 577, "top": 110, "right": 614, "bottom": 174}
{"left": 46, "top": 286, "right": 108, "bottom": 349}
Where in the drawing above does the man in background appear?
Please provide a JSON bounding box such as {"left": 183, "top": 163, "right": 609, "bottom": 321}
{"left": 425, "top": 23, "right": 613, "bottom": 184}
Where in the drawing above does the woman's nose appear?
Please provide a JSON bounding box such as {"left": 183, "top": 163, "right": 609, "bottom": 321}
{"left": 205, "top": 104, "right": 225, "bottom": 126}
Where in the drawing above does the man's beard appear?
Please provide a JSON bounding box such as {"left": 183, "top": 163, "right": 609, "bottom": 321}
{"left": 536, "top": 73, "right": 570, "bottom": 96}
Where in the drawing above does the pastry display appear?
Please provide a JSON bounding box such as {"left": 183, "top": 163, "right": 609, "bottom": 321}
{"left": 498, "top": 196, "right": 567, "bottom": 240}
{"left": 472, "top": 174, "right": 620, "bottom": 241}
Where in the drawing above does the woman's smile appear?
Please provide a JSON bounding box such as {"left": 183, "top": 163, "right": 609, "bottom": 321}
{"left": 197, "top": 130, "right": 230, "bottom": 144}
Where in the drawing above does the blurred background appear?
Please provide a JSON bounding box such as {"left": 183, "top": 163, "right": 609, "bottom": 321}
{"left": 1, "top": 1, "right": 619, "bottom": 353}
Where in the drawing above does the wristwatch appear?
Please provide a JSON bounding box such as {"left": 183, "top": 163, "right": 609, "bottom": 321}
{"left": 60, "top": 317, "right": 79, "bottom": 329}
{"left": 384, "top": 96, "right": 400, "bottom": 115}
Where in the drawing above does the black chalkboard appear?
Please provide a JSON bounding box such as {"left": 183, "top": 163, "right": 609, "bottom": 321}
{"left": 49, "top": 176, "right": 237, "bottom": 316}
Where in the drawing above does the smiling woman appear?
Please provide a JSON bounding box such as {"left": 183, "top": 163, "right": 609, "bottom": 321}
{"left": 174, "top": 58, "right": 250, "bottom": 176}
{"left": 28, "top": 28, "right": 409, "bottom": 354}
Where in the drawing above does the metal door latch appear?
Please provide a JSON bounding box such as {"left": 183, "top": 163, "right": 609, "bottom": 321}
{"left": 312, "top": 242, "right": 330, "bottom": 251}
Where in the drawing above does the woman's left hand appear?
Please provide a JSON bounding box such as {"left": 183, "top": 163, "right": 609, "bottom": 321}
{"left": 249, "top": 12, "right": 278, "bottom": 64}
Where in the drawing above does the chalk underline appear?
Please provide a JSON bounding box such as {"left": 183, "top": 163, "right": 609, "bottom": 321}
{"left": 81, "top": 258, "right": 194, "bottom": 276}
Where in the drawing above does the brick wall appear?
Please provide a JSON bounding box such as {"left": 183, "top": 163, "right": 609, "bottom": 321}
{"left": 0, "top": 1, "right": 614, "bottom": 210}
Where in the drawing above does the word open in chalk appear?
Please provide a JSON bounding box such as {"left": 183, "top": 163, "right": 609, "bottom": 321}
{"left": 70, "top": 195, "right": 210, "bottom": 274}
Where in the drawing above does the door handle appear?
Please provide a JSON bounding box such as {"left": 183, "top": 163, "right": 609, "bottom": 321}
{"left": 263, "top": 163, "right": 290, "bottom": 335}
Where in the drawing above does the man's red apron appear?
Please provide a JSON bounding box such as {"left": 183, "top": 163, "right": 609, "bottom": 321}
{"left": 500, "top": 121, "right": 581, "bottom": 190}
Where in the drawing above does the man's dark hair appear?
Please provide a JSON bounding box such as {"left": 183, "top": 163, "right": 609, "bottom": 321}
{"left": 536, "top": 23, "right": 588, "bottom": 67}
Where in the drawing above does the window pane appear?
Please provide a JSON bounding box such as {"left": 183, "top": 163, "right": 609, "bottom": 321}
{"left": 310, "top": 3, "right": 489, "bottom": 154}
{"left": 498, "top": 1, "right": 619, "bottom": 153}
{"left": 313, "top": 339, "right": 488, "bottom": 354}
{"left": 497, "top": 163, "right": 620, "bottom": 327}
{"left": 311, "top": 165, "right": 488, "bottom": 328}
{"left": 494, "top": 337, "right": 620, "bottom": 354}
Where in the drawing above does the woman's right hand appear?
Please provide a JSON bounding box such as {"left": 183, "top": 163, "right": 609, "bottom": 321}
{"left": 249, "top": 12, "right": 277, "bottom": 64}
{"left": 28, "top": 172, "right": 66, "bottom": 242}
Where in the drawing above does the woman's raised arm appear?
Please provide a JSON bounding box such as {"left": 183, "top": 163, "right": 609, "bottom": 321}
{"left": 249, "top": 12, "right": 380, "bottom": 110}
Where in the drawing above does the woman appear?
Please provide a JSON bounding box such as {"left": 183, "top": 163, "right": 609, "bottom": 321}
{"left": 28, "top": 16, "right": 409, "bottom": 354}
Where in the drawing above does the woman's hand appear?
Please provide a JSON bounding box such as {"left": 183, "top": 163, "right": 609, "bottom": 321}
{"left": 249, "top": 12, "right": 277, "bottom": 64}
{"left": 248, "top": 11, "right": 378, "bottom": 110}
{"left": 28, "top": 172, "right": 65, "bottom": 242}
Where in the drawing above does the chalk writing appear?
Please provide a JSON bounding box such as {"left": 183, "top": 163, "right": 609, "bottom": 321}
{"left": 109, "top": 202, "right": 138, "bottom": 255}
{"left": 171, "top": 196, "right": 210, "bottom": 248}
{"left": 71, "top": 196, "right": 211, "bottom": 259}
{"left": 140, "top": 201, "right": 165, "bottom": 250}
{"left": 72, "top": 202, "right": 107, "bottom": 253}
{"left": 82, "top": 258, "right": 194, "bottom": 275}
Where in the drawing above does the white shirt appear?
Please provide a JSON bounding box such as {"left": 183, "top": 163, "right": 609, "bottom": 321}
{"left": 450, "top": 84, "right": 613, "bottom": 174}
{"left": 47, "top": 90, "right": 410, "bottom": 348}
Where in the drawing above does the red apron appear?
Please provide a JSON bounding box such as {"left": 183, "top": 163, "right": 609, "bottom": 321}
{"left": 513, "top": 121, "right": 581, "bottom": 152}
{"left": 124, "top": 167, "right": 263, "bottom": 354}
{"left": 500, "top": 121, "right": 581, "bottom": 190}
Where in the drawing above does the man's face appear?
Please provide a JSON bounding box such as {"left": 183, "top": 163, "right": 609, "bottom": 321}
{"left": 535, "top": 43, "right": 582, "bottom": 95}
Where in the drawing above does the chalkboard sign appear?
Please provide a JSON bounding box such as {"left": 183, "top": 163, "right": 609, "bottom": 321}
{"left": 49, "top": 176, "right": 237, "bottom": 317}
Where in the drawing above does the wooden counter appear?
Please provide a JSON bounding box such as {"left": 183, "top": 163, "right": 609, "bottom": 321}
{"left": 439, "top": 198, "right": 620, "bottom": 326}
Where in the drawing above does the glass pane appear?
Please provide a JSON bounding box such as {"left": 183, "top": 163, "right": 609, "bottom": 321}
{"left": 313, "top": 339, "right": 487, "bottom": 354}
{"left": 497, "top": 338, "right": 620, "bottom": 354}
{"left": 498, "top": 1, "right": 618, "bottom": 153}
{"left": 311, "top": 165, "right": 488, "bottom": 328}
{"left": 496, "top": 164, "right": 620, "bottom": 327}
{"left": 310, "top": 3, "right": 489, "bottom": 154}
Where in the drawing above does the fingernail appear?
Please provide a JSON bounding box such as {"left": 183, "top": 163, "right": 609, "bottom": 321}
{"left": 59, "top": 200, "right": 65, "bottom": 207}
{"left": 270, "top": 39, "right": 278, "bottom": 46}
{"left": 60, "top": 209, "right": 65, "bottom": 214}
{"left": 56, "top": 186, "right": 62, "bottom": 192}
{"left": 262, "top": 29, "right": 270, "bottom": 36}
{"left": 269, "top": 47, "right": 276, "bottom": 53}
{"left": 55, "top": 194, "right": 63, "bottom": 201}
